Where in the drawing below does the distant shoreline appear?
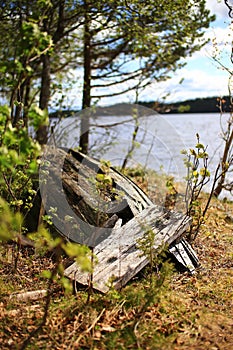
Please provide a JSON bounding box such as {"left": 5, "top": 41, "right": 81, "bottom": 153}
{"left": 139, "top": 96, "right": 232, "bottom": 114}
{"left": 49, "top": 96, "right": 232, "bottom": 118}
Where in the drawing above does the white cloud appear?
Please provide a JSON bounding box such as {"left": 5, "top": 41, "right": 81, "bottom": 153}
{"left": 206, "top": 0, "right": 229, "bottom": 19}
{"left": 172, "top": 68, "right": 228, "bottom": 99}
{"left": 137, "top": 65, "right": 229, "bottom": 103}
{"left": 189, "top": 22, "right": 233, "bottom": 63}
{"left": 188, "top": 23, "right": 233, "bottom": 86}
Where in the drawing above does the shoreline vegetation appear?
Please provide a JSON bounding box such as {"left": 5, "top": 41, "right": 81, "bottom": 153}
{"left": 49, "top": 96, "right": 232, "bottom": 119}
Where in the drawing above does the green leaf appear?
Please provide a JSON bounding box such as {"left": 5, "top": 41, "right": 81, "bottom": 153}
{"left": 96, "top": 174, "right": 105, "bottom": 182}
{"left": 189, "top": 149, "right": 196, "bottom": 156}
{"left": 41, "top": 270, "right": 52, "bottom": 279}
{"left": 62, "top": 242, "right": 92, "bottom": 272}
{"left": 28, "top": 106, "right": 49, "bottom": 130}
{"left": 196, "top": 143, "right": 205, "bottom": 150}
{"left": 192, "top": 170, "right": 199, "bottom": 178}
{"left": 199, "top": 168, "right": 210, "bottom": 177}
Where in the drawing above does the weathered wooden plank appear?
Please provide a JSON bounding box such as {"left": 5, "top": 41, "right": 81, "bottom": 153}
{"left": 41, "top": 147, "right": 153, "bottom": 245}
{"left": 169, "top": 238, "right": 199, "bottom": 274}
{"left": 64, "top": 149, "right": 152, "bottom": 216}
{"left": 64, "top": 205, "right": 191, "bottom": 293}
{"left": 41, "top": 147, "right": 196, "bottom": 291}
{"left": 107, "top": 167, "right": 153, "bottom": 213}
{"left": 9, "top": 290, "right": 47, "bottom": 302}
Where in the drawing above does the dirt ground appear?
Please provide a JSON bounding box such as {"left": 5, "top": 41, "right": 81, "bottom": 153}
{"left": 0, "top": 195, "right": 233, "bottom": 349}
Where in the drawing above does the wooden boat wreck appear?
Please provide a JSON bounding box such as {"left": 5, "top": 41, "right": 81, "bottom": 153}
{"left": 40, "top": 147, "right": 199, "bottom": 293}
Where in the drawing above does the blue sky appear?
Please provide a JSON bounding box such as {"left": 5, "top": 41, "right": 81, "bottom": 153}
{"left": 52, "top": 0, "right": 233, "bottom": 108}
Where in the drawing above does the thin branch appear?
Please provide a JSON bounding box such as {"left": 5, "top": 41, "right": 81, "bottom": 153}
{"left": 224, "top": 0, "right": 233, "bottom": 18}
{"left": 73, "top": 308, "right": 106, "bottom": 347}
{"left": 2, "top": 173, "right": 18, "bottom": 202}
{"left": 91, "top": 79, "right": 152, "bottom": 99}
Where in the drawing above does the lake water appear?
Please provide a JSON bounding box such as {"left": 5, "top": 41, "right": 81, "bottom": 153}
{"left": 51, "top": 110, "right": 233, "bottom": 201}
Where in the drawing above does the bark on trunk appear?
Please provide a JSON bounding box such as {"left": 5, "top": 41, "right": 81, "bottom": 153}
{"left": 36, "top": 54, "right": 50, "bottom": 145}
{"left": 80, "top": 1, "right": 91, "bottom": 154}
{"left": 23, "top": 77, "right": 31, "bottom": 129}
{"left": 214, "top": 128, "right": 233, "bottom": 197}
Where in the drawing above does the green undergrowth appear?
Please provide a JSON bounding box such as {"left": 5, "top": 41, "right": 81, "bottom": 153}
{"left": 0, "top": 161, "right": 233, "bottom": 349}
{"left": 1, "top": 194, "right": 233, "bottom": 349}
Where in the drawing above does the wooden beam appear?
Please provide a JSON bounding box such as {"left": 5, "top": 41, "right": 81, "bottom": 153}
{"left": 64, "top": 205, "right": 191, "bottom": 293}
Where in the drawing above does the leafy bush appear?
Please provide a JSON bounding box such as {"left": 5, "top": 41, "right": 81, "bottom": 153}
{"left": 0, "top": 106, "right": 40, "bottom": 213}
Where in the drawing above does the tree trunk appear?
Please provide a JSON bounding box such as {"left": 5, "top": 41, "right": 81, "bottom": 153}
{"left": 23, "top": 77, "right": 31, "bottom": 129}
{"left": 36, "top": 53, "right": 51, "bottom": 145}
{"left": 79, "top": 1, "right": 91, "bottom": 154}
{"left": 12, "top": 83, "right": 24, "bottom": 127}
{"left": 214, "top": 128, "right": 233, "bottom": 197}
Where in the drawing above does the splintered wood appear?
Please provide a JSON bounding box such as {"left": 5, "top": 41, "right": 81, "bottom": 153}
{"left": 64, "top": 206, "right": 191, "bottom": 293}
{"left": 41, "top": 147, "right": 197, "bottom": 293}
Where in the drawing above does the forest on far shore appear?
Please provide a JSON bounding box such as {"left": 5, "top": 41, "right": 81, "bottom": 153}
{"left": 139, "top": 96, "right": 232, "bottom": 114}
{"left": 49, "top": 96, "right": 232, "bottom": 119}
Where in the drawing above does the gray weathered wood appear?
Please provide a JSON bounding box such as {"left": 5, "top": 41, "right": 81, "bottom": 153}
{"left": 9, "top": 290, "right": 47, "bottom": 301}
{"left": 169, "top": 238, "right": 199, "bottom": 274}
{"left": 64, "top": 205, "right": 191, "bottom": 293}
{"left": 41, "top": 147, "right": 196, "bottom": 291}
{"left": 40, "top": 147, "right": 153, "bottom": 246}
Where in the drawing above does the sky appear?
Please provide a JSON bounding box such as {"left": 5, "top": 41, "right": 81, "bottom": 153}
{"left": 154, "top": 0, "right": 233, "bottom": 103}
{"left": 53, "top": 0, "right": 233, "bottom": 108}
